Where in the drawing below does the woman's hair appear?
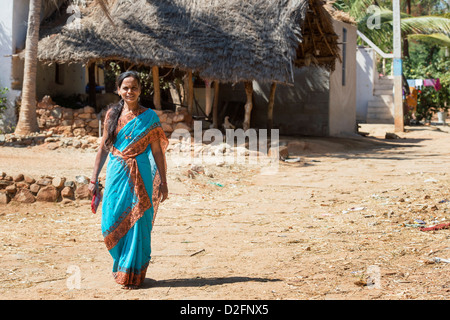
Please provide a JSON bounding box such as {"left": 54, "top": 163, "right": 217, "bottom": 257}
{"left": 104, "top": 71, "right": 141, "bottom": 150}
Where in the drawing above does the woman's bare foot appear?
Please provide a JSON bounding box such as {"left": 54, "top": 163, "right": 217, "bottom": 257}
{"left": 122, "top": 284, "right": 139, "bottom": 290}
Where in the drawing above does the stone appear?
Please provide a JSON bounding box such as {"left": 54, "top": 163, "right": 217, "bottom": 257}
{"left": 47, "top": 142, "right": 59, "bottom": 150}
{"left": 75, "top": 184, "right": 91, "bottom": 200}
{"left": 0, "top": 192, "right": 10, "bottom": 205}
{"left": 13, "top": 174, "right": 24, "bottom": 182}
{"left": 162, "top": 122, "right": 174, "bottom": 133}
{"left": 64, "top": 180, "right": 76, "bottom": 188}
{"left": 78, "top": 113, "right": 92, "bottom": 119}
{"left": 87, "top": 119, "right": 99, "bottom": 128}
{"left": 5, "top": 184, "right": 16, "bottom": 194}
{"left": 61, "top": 186, "right": 74, "bottom": 199}
{"left": 72, "top": 119, "right": 85, "bottom": 128}
{"left": 52, "top": 177, "right": 66, "bottom": 189}
{"left": 14, "top": 189, "right": 35, "bottom": 203}
{"left": 73, "top": 128, "right": 86, "bottom": 137}
{"left": 36, "top": 178, "right": 52, "bottom": 186}
{"left": 84, "top": 106, "right": 95, "bottom": 113}
{"left": 29, "top": 183, "right": 40, "bottom": 194}
{"left": 174, "top": 122, "right": 192, "bottom": 132}
{"left": 16, "top": 182, "right": 29, "bottom": 189}
{"left": 36, "top": 185, "right": 59, "bottom": 202}
{"left": 23, "top": 175, "right": 36, "bottom": 184}
{"left": 75, "top": 175, "right": 89, "bottom": 185}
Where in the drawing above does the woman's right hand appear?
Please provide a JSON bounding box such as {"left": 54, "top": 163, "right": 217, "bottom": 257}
{"left": 88, "top": 181, "right": 99, "bottom": 196}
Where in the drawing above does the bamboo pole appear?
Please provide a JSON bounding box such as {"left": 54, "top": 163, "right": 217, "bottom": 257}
{"left": 152, "top": 66, "right": 161, "bottom": 110}
{"left": 213, "top": 81, "right": 220, "bottom": 129}
{"left": 267, "top": 82, "right": 277, "bottom": 130}
{"left": 243, "top": 81, "right": 253, "bottom": 131}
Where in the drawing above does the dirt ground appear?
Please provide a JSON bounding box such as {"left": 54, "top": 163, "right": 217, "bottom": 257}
{"left": 0, "top": 123, "right": 449, "bottom": 300}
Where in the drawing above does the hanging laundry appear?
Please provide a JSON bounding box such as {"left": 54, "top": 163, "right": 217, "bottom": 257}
{"left": 423, "top": 79, "right": 441, "bottom": 91}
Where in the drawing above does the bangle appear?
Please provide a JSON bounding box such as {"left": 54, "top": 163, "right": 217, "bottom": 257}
{"left": 160, "top": 181, "right": 167, "bottom": 185}
{"left": 90, "top": 180, "right": 97, "bottom": 185}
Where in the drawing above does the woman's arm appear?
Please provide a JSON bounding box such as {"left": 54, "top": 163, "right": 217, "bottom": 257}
{"left": 151, "top": 139, "right": 168, "bottom": 202}
{"left": 88, "top": 116, "right": 110, "bottom": 196}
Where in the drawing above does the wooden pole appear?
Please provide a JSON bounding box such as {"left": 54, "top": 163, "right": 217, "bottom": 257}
{"left": 187, "top": 71, "right": 194, "bottom": 114}
{"left": 205, "top": 79, "right": 212, "bottom": 119}
{"left": 243, "top": 81, "right": 253, "bottom": 131}
{"left": 88, "top": 62, "right": 97, "bottom": 110}
{"left": 267, "top": 82, "right": 277, "bottom": 130}
{"left": 213, "top": 81, "right": 220, "bottom": 129}
{"left": 152, "top": 66, "right": 161, "bottom": 110}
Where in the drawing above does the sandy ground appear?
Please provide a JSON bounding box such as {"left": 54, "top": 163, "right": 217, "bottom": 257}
{"left": 0, "top": 123, "right": 449, "bottom": 300}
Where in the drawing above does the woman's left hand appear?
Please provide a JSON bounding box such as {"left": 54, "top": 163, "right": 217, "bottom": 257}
{"left": 159, "top": 183, "right": 169, "bottom": 202}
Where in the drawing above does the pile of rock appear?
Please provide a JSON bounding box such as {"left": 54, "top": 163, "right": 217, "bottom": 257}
{"left": 0, "top": 172, "right": 99, "bottom": 205}
{"left": 154, "top": 107, "right": 194, "bottom": 134}
{"left": 36, "top": 96, "right": 102, "bottom": 137}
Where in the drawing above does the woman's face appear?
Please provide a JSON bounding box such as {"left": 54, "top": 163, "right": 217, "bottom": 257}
{"left": 118, "top": 76, "right": 141, "bottom": 105}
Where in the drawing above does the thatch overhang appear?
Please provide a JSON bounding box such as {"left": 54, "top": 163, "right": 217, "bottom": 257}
{"left": 35, "top": 0, "right": 341, "bottom": 84}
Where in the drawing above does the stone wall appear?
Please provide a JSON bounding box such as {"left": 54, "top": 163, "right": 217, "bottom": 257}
{"left": 35, "top": 95, "right": 194, "bottom": 138}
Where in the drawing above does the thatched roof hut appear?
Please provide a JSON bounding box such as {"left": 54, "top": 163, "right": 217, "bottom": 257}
{"left": 36, "top": 0, "right": 340, "bottom": 84}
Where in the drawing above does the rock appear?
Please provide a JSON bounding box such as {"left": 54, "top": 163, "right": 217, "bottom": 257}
{"left": 47, "top": 142, "right": 59, "bottom": 150}
{"left": 174, "top": 122, "right": 193, "bottom": 132}
{"left": 61, "top": 186, "right": 74, "bottom": 199}
{"left": 162, "top": 122, "right": 174, "bottom": 133}
{"left": 268, "top": 146, "right": 289, "bottom": 160}
{"left": 14, "top": 189, "right": 35, "bottom": 203}
{"left": 29, "top": 183, "right": 40, "bottom": 194}
{"left": 52, "top": 177, "right": 66, "bottom": 189}
{"left": 64, "top": 180, "right": 76, "bottom": 188}
{"left": 23, "top": 175, "right": 36, "bottom": 184}
{"left": 72, "top": 139, "right": 82, "bottom": 148}
{"left": 0, "top": 192, "right": 10, "bottom": 205}
{"left": 0, "top": 180, "right": 14, "bottom": 189}
{"left": 36, "top": 185, "right": 59, "bottom": 202}
{"left": 75, "top": 184, "right": 91, "bottom": 200}
{"left": 84, "top": 106, "right": 95, "bottom": 113}
{"left": 73, "top": 128, "right": 86, "bottom": 137}
{"left": 15, "top": 182, "right": 29, "bottom": 189}
{"left": 87, "top": 119, "right": 99, "bottom": 128}
{"left": 5, "top": 184, "right": 16, "bottom": 194}
{"left": 36, "top": 178, "right": 52, "bottom": 186}
{"left": 75, "top": 175, "right": 89, "bottom": 185}
{"left": 13, "top": 174, "right": 24, "bottom": 182}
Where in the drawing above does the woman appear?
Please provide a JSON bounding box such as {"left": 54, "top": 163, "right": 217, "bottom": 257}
{"left": 89, "top": 71, "right": 168, "bottom": 289}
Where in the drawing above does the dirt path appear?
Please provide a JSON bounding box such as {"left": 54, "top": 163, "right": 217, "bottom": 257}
{"left": 0, "top": 124, "right": 449, "bottom": 300}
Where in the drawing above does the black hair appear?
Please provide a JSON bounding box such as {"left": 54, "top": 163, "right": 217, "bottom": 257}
{"left": 104, "top": 71, "right": 141, "bottom": 150}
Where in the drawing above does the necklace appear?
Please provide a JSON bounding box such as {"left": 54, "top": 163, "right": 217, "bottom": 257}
{"left": 123, "top": 107, "right": 140, "bottom": 140}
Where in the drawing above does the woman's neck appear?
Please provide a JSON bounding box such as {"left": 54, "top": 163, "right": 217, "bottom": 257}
{"left": 124, "top": 101, "right": 139, "bottom": 113}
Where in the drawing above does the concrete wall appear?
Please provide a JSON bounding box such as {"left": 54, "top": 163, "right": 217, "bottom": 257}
{"left": 328, "top": 19, "right": 357, "bottom": 136}
{"left": 356, "top": 46, "right": 376, "bottom": 123}
{"left": 36, "top": 62, "right": 87, "bottom": 100}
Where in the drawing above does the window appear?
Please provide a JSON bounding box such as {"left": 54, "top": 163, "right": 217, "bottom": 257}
{"left": 55, "top": 63, "right": 64, "bottom": 85}
{"left": 342, "top": 28, "right": 347, "bottom": 86}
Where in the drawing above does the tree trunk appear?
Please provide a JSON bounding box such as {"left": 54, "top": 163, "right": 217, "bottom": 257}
{"left": 267, "top": 82, "right": 277, "bottom": 130}
{"left": 243, "top": 81, "right": 253, "bottom": 131}
{"left": 15, "top": 0, "right": 42, "bottom": 135}
{"left": 213, "top": 81, "right": 220, "bottom": 129}
{"left": 88, "top": 62, "right": 97, "bottom": 111}
{"left": 152, "top": 66, "right": 161, "bottom": 110}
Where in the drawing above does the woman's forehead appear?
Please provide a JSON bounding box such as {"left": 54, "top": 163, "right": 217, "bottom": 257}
{"left": 120, "top": 77, "right": 139, "bottom": 87}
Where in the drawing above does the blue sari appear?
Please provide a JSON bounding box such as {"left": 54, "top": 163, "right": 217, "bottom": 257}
{"left": 101, "top": 108, "right": 168, "bottom": 287}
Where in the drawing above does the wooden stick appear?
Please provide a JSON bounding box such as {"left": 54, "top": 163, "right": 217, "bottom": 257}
{"left": 152, "top": 66, "right": 161, "bottom": 110}
{"left": 243, "top": 81, "right": 253, "bottom": 131}
{"left": 205, "top": 79, "right": 212, "bottom": 119}
{"left": 213, "top": 81, "right": 220, "bottom": 129}
{"left": 267, "top": 82, "right": 277, "bottom": 130}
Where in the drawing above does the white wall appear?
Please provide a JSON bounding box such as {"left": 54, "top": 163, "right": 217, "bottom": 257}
{"left": 328, "top": 20, "right": 357, "bottom": 136}
{"left": 356, "top": 47, "right": 376, "bottom": 122}
{"left": 0, "top": 0, "right": 25, "bottom": 132}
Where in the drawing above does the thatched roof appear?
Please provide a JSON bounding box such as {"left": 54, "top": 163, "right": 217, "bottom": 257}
{"left": 35, "top": 0, "right": 341, "bottom": 84}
